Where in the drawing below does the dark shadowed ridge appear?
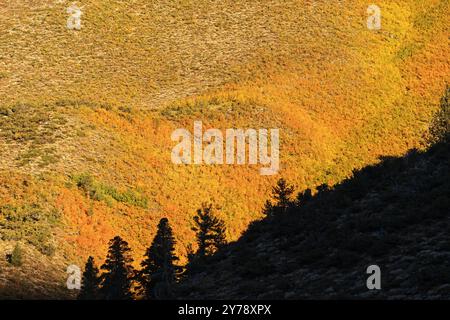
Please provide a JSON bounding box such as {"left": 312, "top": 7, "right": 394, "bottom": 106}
{"left": 177, "top": 139, "right": 450, "bottom": 299}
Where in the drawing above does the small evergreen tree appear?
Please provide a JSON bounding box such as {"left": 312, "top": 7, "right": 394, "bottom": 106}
{"left": 139, "top": 218, "right": 180, "bottom": 299}
{"left": 99, "top": 236, "right": 135, "bottom": 300}
{"left": 263, "top": 178, "right": 295, "bottom": 216}
{"left": 78, "top": 256, "right": 100, "bottom": 300}
{"left": 192, "top": 203, "right": 227, "bottom": 258}
{"left": 262, "top": 199, "right": 274, "bottom": 216}
{"left": 10, "top": 243, "right": 23, "bottom": 267}
{"left": 428, "top": 85, "right": 449, "bottom": 145}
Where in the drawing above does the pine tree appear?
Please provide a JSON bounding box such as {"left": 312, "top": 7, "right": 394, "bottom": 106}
{"left": 78, "top": 256, "right": 100, "bottom": 300}
{"left": 139, "top": 218, "right": 180, "bottom": 299}
{"left": 263, "top": 178, "right": 295, "bottom": 216}
{"left": 99, "top": 236, "right": 135, "bottom": 300}
{"left": 192, "top": 203, "right": 227, "bottom": 258}
{"left": 428, "top": 85, "right": 449, "bottom": 145}
{"left": 262, "top": 199, "right": 274, "bottom": 216}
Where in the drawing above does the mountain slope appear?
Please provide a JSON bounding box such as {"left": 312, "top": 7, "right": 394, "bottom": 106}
{"left": 177, "top": 139, "right": 450, "bottom": 299}
{"left": 0, "top": 0, "right": 448, "bottom": 298}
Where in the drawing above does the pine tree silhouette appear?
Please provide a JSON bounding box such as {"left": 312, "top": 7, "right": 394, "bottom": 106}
{"left": 78, "top": 256, "right": 100, "bottom": 300}
{"left": 139, "top": 218, "right": 180, "bottom": 299}
{"left": 99, "top": 236, "right": 135, "bottom": 300}
{"left": 262, "top": 199, "right": 274, "bottom": 217}
{"left": 192, "top": 203, "right": 226, "bottom": 258}
{"left": 428, "top": 85, "right": 449, "bottom": 145}
{"left": 263, "top": 178, "right": 295, "bottom": 216}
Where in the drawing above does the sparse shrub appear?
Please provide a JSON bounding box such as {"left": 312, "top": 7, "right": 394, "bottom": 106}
{"left": 11, "top": 243, "right": 23, "bottom": 266}
{"left": 72, "top": 173, "right": 95, "bottom": 196}
{"left": 7, "top": 243, "right": 23, "bottom": 267}
{"left": 39, "top": 243, "right": 56, "bottom": 257}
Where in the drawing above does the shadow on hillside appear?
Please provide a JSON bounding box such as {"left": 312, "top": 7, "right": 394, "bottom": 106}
{"left": 179, "top": 139, "right": 450, "bottom": 299}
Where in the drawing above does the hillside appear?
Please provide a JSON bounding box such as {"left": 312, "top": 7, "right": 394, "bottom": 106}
{"left": 0, "top": 0, "right": 449, "bottom": 298}
{"left": 177, "top": 137, "right": 450, "bottom": 299}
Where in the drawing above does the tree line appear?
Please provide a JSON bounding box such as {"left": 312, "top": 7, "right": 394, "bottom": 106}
{"left": 77, "top": 179, "right": 296, "bottom": 300}
{"left": 77, "top": 202, "right": 227, "bottom": 300}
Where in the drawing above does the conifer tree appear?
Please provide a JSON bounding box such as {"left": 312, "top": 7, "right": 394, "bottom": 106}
{"left": 273, "top": 178, "right": 295, "bottom": 208}
{"left": 78, "top": 256, "right": 100, "bottom": 300}
{"left": 262, "top": 199, "right": 274, "bottom": 217}
{"left": 99, "top": 236, "right": 135, "bottom": 300}
{"left": 192, "top": 203, "right": 226, "bottom": 258}
{"left": 139, "top": 218, "right": 180, "bottom": 299}
{"left": 428, "top": 85, "right": 449, "bottom": 145}
{"left": 263, "top": 178, "right": 295, "bottom": 216}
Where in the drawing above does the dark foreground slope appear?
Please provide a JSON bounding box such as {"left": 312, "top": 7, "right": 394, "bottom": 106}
{"left": 177, "top": 139, "right": 450, "bottom": 299}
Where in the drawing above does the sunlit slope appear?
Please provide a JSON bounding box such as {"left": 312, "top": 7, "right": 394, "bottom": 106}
{"left": 1, "top": 0, "right": 446, "bottom": 109}
{"left": 1, "top": 0, "right": 353, "bottom": 108}
{"left": 0, "top": 0, "right": 448, "bottom": 297}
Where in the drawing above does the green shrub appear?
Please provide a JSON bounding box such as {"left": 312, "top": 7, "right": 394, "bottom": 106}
{"left": 70, "top": 173, "right": 148, "bottom": 208}
{"left": 10, "top": 243, "right": 23, "bottom": 267}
